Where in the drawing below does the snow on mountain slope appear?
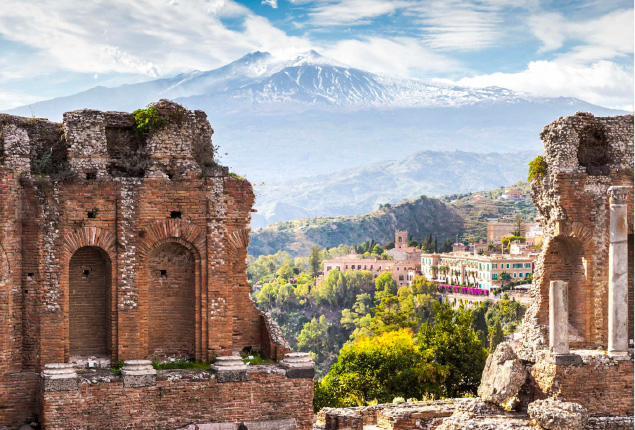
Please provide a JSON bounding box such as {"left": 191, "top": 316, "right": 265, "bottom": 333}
{"left": 6, "top": 50, "right": 537, "bottom": 119}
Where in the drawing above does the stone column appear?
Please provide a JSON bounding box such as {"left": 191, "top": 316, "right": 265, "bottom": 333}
{"left": 121, "top": 360, "right": 157, "bottom": 388}
{"left": 549, "top": 280, "right": 569, "bottom": 355}
{"left": 211, "top": 356, "right": 249, "bottom": 383}
{"left": 607, "top": 186, "right": 631, "bottom": 360}
{"left": 280, "top": 353, "right": 315, "bottom": 379}
{"left": 41, "top": 363, "right": 78, "bottom": 392}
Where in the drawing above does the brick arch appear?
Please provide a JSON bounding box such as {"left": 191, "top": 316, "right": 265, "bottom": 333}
{"left": 138, "top": 218, "right": 205, "bottom": 258}
{"left": 226, "top": 228, "right": 250, "bottom": 257}
{"left": 555, "top": 221, "right": 593, "bottom": 243}
{"left": 540, "top": 234, "right": 589, "bottom": 345}
{"left": 60, "top": 227, "right": 118, "bottom": 362}
{"left": 62, "top": 227, "right": 117, "bottom": 259}
{"left": 138, "top": 219, "right": 206, "bottom": 361}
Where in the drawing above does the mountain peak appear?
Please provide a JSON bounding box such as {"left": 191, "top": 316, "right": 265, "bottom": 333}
{"left": 236, "top": 51, "right": 272, "bottom": 64}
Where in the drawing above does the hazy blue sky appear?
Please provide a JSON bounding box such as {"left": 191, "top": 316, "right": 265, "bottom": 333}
{"left": 0, "top": 0, "right": 632, "bottom": 110}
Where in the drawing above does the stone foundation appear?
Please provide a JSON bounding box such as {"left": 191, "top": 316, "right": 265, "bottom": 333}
{"left": 530, "top": 350, "right": 634, "bottom": 417}
{"left": 40, "top": 366, "right": 313, "bottom": 430}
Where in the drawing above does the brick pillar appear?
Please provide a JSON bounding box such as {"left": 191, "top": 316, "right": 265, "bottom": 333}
{"left": 549, "top": 280, "right": 569, "bottom": 355}
{"left": 607, "top": 186, "right": 631, "bottom": 360}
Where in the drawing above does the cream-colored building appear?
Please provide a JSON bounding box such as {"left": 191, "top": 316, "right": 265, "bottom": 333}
{"left": 487, "top": 221, "right": 539, "bottom": 243}
{"left": 421, "top": 251, "right": 536, "bottom": 290}
{"left": 322, "top": 255, "right": 420, "bottom": 287}
{"left": 322, "top": 231, "right": 422, "bottom": 287}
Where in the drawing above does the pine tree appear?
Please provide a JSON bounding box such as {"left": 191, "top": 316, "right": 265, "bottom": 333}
{"left": 488, "top": 318, "right": 505, "bottom": 353}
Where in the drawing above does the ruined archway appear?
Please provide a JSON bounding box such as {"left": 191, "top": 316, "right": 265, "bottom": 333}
{"left": 69, "top": 246, "right": 112, "bottom": 357}
{"left": 148, "top": 241, "right": 196, "bottom": 359}
{"left": 541, "top": 235, "right": 588, "bottom": 345}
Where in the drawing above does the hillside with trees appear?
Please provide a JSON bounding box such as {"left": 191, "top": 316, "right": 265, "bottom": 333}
{"left": 248, "top": 246, "right": 527, "bottom": 386}
{"left": 249, "top": 181, "right": 536, "bottom": 257}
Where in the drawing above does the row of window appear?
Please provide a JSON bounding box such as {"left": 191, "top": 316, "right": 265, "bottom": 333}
{"left": 424, "top": 261, "right": 532, "bottom": 270}
{"left": 492, "top": 272, "right": 531, "bottom": 280}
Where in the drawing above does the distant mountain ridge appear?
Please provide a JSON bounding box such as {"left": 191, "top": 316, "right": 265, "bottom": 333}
{"left": 252, "top": 150, "right": 539, "bottom": 228}
{"left": 4, "top": 51, "right": 626, "bottom": 189}
{"left": 249, "top": 182, "right": 536, "bottom": 257}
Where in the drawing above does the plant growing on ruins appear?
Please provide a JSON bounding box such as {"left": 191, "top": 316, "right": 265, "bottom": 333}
{"left": 228, "top": 172, "right": 246, "bottom": 180}
{"left": 132, "top": 107, "right": 169, "bottom": 136}
{"left": 528, "top": 155, "right": 547, "bottom": 181}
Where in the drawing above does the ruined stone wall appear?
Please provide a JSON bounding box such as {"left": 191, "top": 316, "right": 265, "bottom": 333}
{"left": 530, "top": 351, "right": 634, "bottom": 416}
{"left": 519, "top": 113, "right": 634, "bottom": 358}
{"left": 0, "top": 101, "right": 300, "bottom": 428}
{"left": 39, "top": 368, "right": 314, "bottom": 430}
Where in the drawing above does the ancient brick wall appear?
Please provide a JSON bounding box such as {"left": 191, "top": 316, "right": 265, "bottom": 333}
{"left": 519, "top": 113, "right": 634, "bottom": 357}
{"left": 69, "top": 246, "right": 111, "bottom": 357}
{"left": 39, "top": 369, "right": 314, "bottom": 430}
{"left": 531, "top": 352, "right": 634, "bottom": 416}
{"left": 0, "top": 101, "right": 305, "bottom": 428}
{"left": 148, "top": 241, "right": 196, "bottom": 358}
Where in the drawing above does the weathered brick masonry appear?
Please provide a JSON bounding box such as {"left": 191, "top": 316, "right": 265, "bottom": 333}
{"left": 0, "top": 100, "right": 302, "bottom": 429}
{"left": 514, "top": 112, "right": 634, "bottom": 422}
{"left": 40, "top": 367, "right": 313, "bottom": 430}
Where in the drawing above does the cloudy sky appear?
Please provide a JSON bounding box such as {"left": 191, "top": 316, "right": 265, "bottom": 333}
{"left": 0, "top": 0, "right": 632, "bottom": 110}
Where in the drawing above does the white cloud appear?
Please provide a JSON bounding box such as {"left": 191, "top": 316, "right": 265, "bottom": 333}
{"left": 262, "top": 0, "right": 278, "bottom": 8}
{"left": 448, "top": 60, "right": 634, "bottom": 110}
{"left": 306, "top": 0, "right": 409, "bottom": 26}
{"left": 323, "top": 37, "right": 459, "bottom": 77}
{"left": 529, "top": 8, "right": 633, "bottom": 62}
{"left": 0, "top": 90, "right": 45, "bottom": 110}
{"left": 411, "top": 0, "right": 538, "bottom": 51}
{"left": 0, "top": 0, "right": 308, "bottom": 78}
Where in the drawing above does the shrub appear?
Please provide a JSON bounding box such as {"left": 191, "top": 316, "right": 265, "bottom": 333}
{"left": 132, "top": 107, "right": 169, "bottom": 136}
{"left": 528, "top": 155, "right": 547, "bottom": 181}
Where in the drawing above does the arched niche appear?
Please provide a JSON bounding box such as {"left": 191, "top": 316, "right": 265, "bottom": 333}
{"left": 69, "top": 246, "right": 112, "bottom": 357}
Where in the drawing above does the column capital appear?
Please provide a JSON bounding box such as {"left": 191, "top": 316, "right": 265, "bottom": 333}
{"left": 607, "top": 186, "right": 632, "bottom": 205}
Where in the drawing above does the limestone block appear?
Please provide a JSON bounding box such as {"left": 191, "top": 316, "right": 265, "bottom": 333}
{"left": 477, "top": 343, "right": 527, "bottom": 409}
{"left": 42, "top": 363, "right": 78, "bottom": 392}
{"left": 279, "top": 352, "right": 315, "bottom": 379}
{"left": 211, "top": 356, "right": 249, "bottom": 383}
{"left": 121, "top": 360, "right": 157, "bottom": 388}
{"left": 528, "top": 399, "right": 588, "bottom": 430}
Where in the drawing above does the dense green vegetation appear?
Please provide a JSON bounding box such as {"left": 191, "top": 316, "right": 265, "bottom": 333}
{"left": 250, "top": 182, "right": 536, "bottom": 257}
{"left": 249, "top": 246, "right": 527, "bottom": 410}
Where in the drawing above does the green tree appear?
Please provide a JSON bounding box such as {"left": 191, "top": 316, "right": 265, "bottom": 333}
{"left": 417, "top": 303, "right": 488, "bottom": 397}
{"left": 488, "top": 318, "right": 505, "bottom": 353}
{"left": 277, "top": 263, "right": 295, "bottom": 281}
{"left": 297, "top": 315, "right": 332, "bottom": 365}
{"left": 367, "top": 294, "right": 417, "bottom": 336}
{"left": 309, "top": 246, "right": 322, "bottom": 278}
{"left": 374, "top": 271, "right": 398, "bottom": 297}
{"left": 512, "top": 214, "right": 524, "bottom": 237}
{"left": 314, "top": 329, "right": 447, "bottom": 409}
{"left": 371, "top": 244, "right": 384, "bottom": 256}
{"left": 472, "top": 302, "right": 490, "bottom": 347}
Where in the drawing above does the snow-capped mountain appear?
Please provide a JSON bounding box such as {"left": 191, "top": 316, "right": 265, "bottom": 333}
{"left": 7, "top": 50, "right": 535, "bottom": 119}
{"left": 4, "top": 51, "right": 626, "bottom": 228}
{"left": 166, "top": 50, "right": 528, "bottom": 110}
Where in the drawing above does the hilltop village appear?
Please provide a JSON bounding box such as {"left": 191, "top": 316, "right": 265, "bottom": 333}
{"left": 0, "top": 102, "right": 633, "bottom": 430}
